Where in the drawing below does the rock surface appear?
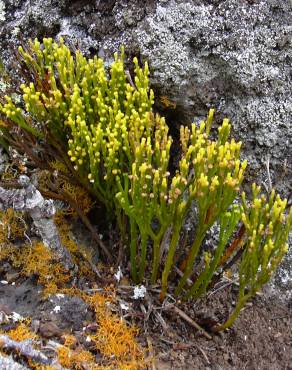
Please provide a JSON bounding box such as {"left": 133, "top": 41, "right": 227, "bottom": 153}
{"left": 0, "top": 355, "right": 29, "bottom": 370}
{"left": 0, "top": 0, "right": 291, "bottom": 292}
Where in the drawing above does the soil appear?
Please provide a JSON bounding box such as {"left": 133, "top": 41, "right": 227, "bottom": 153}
{"left": 152, "top": 292, "right": 292, "bottom": 370}
{"left": 0, "top": 258, "right": 291, "bottom": 370}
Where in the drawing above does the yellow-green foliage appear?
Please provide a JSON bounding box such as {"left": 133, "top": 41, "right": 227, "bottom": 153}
{"left": 0, "top": 39, "right": 291, "bottom": 331}
{"left": 0, "top": 38, "right": 154, "bottom": 216}
{"left": 116, "top": 109, "right": 248, "bottom": 297}
{"left": 215, "top": 185, "right": 292, "bottom": 330}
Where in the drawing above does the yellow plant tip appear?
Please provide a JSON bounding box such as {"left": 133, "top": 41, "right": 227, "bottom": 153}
{"left": 207, "top": 108, "right": 215, "bottom": 120}
{"left": 222, "top": 118, "right": 229, "bottom": 126}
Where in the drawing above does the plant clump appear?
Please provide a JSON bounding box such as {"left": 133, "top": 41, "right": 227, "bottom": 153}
{"left": 214, "top": 186, "right": 292, "bottom": 330}
{"left": 0, "top": 38, "right": 291, "bottom": 332}
{"left": 0, "top": 38, "right": 154, "bottom": 225}
{"left": 116, "top": 109, "right": 248, "bottom": 302}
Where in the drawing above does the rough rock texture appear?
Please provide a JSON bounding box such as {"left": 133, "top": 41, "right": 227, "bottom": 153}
{"left": 0, "top": 355, "right": 29, "bottom": 370}
{"left": 0, "top": 276, "right": 43, "bottom": 316}
{"left": 0, "top": 0, "right": 291, "bottom": 291}
{"left": 0, "top": 175, "right": 75, "bottom": 270}
{"left": 38, "top": 294, "right": 94, "bottom": 332}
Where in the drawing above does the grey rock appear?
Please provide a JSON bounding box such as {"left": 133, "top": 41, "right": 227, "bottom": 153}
{"left": 0, "top": 175, "right": 75, "bottom": 270}
{"left": 0, "top": 276, "right": 43, "bottom": 316}
{"left": 0, "top": 354, "right": 29, "bottom": 370}
{"left": 0, "top": 146, "right": 8, "bottom": 174}
{"left": 39, "top": 294, "right": 94, "bottom": 331}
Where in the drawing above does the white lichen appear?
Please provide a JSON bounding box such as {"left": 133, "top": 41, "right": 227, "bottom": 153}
{"left": 52, "top": 306, "right": 61, "bottom": 313}
{"left": 114, "top": 266, "right": 122, "bottom": 282}
{"left": 132, "top": 285, "right": 147, "bottom": 300}
{"left": 11, "top": 312, "right": 23, "bottom": 322}
{"left": 0, "top": 1, "right": 5, "bottom": 22}
{"left": 0, "top": 79, "right": 9, "bottom": 92}
{"left": 11, "top": 27, "right": 20, "bottom": 36}
{"left": 120, "top": 302, "right": 129, "bottom": 311}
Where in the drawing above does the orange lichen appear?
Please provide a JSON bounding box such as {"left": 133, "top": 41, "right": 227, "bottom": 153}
{"left": 62, "top": 334, "right": 77, "bottom": 348}
{"left": 60, "top": 288, "right": 146, "bottom": 369}
{"left": 86, "top": 291, "right": 115, "bottom": 312}
{"left": 36, "top": 163, "right": 92, "bottom": 218}
{"left": 91, "top": 315, "right": 143, "bottom": 367}
{"left": 38, "top": 163, "right": 92, "bottom": 217}
{"left": 19, "top": 242, "right": 71, "bottom": 290}
{"left": 159, "top": 95, "right": 177, "bottom": 109}
{"left": 84, "top": 291, "right": 145, "bottom": 369}
{"left": 0, "top": 215, "right": 145, "bottom": 369}
{"left": 6, "top": 321, "right": 37, "bottom": 342}
{"left": 57, "top": 344, "right": 96, "bottom": 369}
{"left": 54, "top": 215, "right": 98, "bottom": 281}
{"left": 61, "top": 181, "right": 92, "bottom": 216}
{"left": 0, "top": 241, "right": 72, "bottom": 298}
{"left": 49, "top": 160, "right": 69, "bottom": 175}
{"left": 0, "top": 208, "right": 27, "bottom": 243}
{"left": 0, "top": 211, "right": 101, "bottom": 296}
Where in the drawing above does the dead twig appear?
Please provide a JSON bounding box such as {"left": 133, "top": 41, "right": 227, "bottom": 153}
{"left": 48, "top": 176, "right": 112, "bottom": 262}
{"left": 85, "top": 257, "right": 103, "bottom": 279}
{"left": 192, "top": 342, "right": 210, "bottom": 364}
{"left": 148, "top": 288, "right": 177, "bottom": 303}
{"left": 207, "top": 279, "right": 235, "bottom": 298}
{"left": 209, "top": 246, "right": 244, "bottom": 290}
{"left": 219, "top": 223, "right": 245, "bottom": 266}
{"left": 146, "top": 336, "right": 157, "bottom": 370}
{"left": 265, "top": 155, "right": 273, "bottom": 193}
{"left": 154, "top": 311, "right": 172, "bottom": 335}
{"left": 166, "top": 304, "right": 212, "bottom": 340}
{"left": 173, "top": 266, "right": 194, "bottom": 286}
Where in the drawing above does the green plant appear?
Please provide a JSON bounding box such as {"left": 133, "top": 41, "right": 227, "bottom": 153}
{"left": 214, "top": 185, "right": 292, "bottom": 331}
{"left": 0, "top": 38, "right": 291, "bottom": 330}
{"left": 116, "top": 109, "right": 248, "bottom": 297}
{"left": 0, "top": 38, "right": 154, "bottom": 224}
{"left": 184, "top": 203, "right": 242, "bottom": 300}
